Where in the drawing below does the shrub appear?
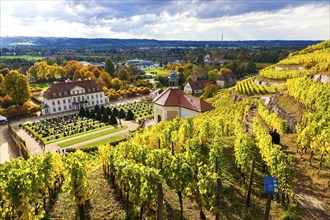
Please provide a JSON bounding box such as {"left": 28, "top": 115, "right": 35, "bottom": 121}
{"left": 125, "top": 109, "right": 134, "bottom": 120}
{"left": 102, "top": 112, "right": 109, "bottom": 123}
{"left": 0, "top": 95, "right": 16, "bottom": 108}
{"left": 78, "top": 107, "right": 85, "bottom": 117}
{"left": 109, "top": 113, "right": 118, "bottom": 125}
{"left": 112, "top": 107, "right": 119, "bottom": 117}
{"left": 118, "top": 108, "right": 126, "bottom": 119}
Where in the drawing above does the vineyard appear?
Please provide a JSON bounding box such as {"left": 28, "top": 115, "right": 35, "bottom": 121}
{"left": 0, "top": 41, "right": 329, "bottom": 219}
{"left": 235, "top": 77, "right": 286, "bottom": 95}
{"left": 259, "top": 40, "right": 330, "bottom": 80}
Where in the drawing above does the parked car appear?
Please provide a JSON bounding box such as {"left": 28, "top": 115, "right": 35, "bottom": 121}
{"left": 0, "top": 115, "right": 8, "bottom": 125}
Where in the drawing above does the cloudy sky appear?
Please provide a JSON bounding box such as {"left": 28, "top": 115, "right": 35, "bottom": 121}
{"left": 1, "top": 0, "right": 329, "bottom": 40}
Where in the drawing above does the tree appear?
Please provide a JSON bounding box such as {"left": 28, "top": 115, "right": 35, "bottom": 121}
{"left": 104, "top": 58, "right": 115, "bottom": 77}
{"left": 0, "top": 74, "right": 5, "bottom": 96}
{"left": 102, "top": 111, "right": 109, "bottom": 123}
{"left": 246, "top": 61, "right": 257, "bottom": 73}
{"left": 84, "top": 108, "right": 90, "bottom": 118}
{"left": 125, "top": 109, "right": 134, "bottom": 120}
{"left": 220, "top": 67, "right": 233, "bottom": 76}
{"left": 78, "top": 107, "right": 85, "bottom": 117}
{"left": 100, "top": 105, "right": 105, "bottom": 114}
{"left": 93, "top": 68, "right": 101, "bottom": 78}
{"left": 201, "top": 83, "right": 217, "bottom": 99}
{"left": 197, "top": 55, "right": 204, "bottom": 65}
{"left": 94, "top": 105, "right": 100, "bottom": 112}
{"left": 83, "top": 71, "right": 96, "bottom": 81}
{"left": 89, "top": 109, "right": 95, "bottom": 119}
{"left": 96, "top": 110, "right": 102, "bottom": 121}
{"left": 28, "top": 66, "right": 39, "bottom": 80}
{"left": 0, "top": 68, "right": 10, "bottom": 76}
{"left": 109, "top": 113, "right": 118, "bottom": 125}
{"left": 208, "top": 69, "right": 219, "bottom": 82}
{"left": 112, "top": 107, "right": 119, "bottom": 117}
{"left": 236, "top": 52, "right": 246, "bottom": 61}
{"left": 4, "top": 70, "right": 31, "bottom": 105}
{"left": 62, "top": 60, "right": 83, "bottom": 79}
{"left": 118, "top": 108, "right": 126, "bottom": 119}
{"left": 73, "top": 70, "right": 84, "bottom": 81}
{"left": 98, "top": 71, "right": 112, "bottom": 88}
{"left": 111, "top": 78, "right": 122, "bottom": 90}
{"left": 117, "top": 68, "right": 130, "bottom": 81}
{"left": 106, "top": 107, "right": 112, "bottom": 115}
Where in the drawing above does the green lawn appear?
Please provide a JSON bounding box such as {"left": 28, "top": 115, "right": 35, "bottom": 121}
{"left": 135, "top": 114, "right": 153, "bottom": 121}
{"left": 0, "top": 55, "right": 44, "bottom": 61}
{"left": 144, "top": 68, "right": 170, "bottom": 75}
{"left": 30, "top": 82, "right": 52, "bottom": 91}
{"left": 79, "top": 135, "right": 125, "bottom": 149}
{"left": 58, "top": 126, "right": 127, "bottom": 148}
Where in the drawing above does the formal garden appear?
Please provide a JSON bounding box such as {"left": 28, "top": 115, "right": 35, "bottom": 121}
{"left": 21, "top": 101, "right": 153, "bottom": 146}
{"left": 115, "top": 101, "right": 153, "bottom": 120}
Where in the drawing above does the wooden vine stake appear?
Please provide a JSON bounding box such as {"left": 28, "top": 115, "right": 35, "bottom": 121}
{"left": 157, "top": 182, "right": 163, "bottom": 220}
{"left": 215, "top": 156, "right": 222, "bottom": 220}
{"left": 246, "top": 158, "right": 255, "bottom": 208}
{"left": 215, "top": 177, "right": 222, "bottom": 220}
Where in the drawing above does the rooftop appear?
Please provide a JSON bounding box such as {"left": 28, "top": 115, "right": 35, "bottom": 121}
{"left": 152, "top": 88, "right": 214, "bottom": 113}
{"left": 43, "top": 80, "right": 102, "bottom": 100}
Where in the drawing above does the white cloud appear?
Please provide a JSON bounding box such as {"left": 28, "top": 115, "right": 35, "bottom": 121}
{"left": 0, "top": 0, "right": 328, "bottom": 40}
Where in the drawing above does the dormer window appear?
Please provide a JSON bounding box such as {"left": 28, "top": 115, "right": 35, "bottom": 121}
{"left": 53, "top": 93, "right": 57, "bottom": 98}
{"left": 64, "top": 92, "right": 67, "bottom": 96}
{"left": 88, "top": 88, "right": 91, "bottom": 92}
{"left": 92, "top": 88, "right": 95, "bottom": 92}
{"left": 58, "top": 92, "right": 62, "bottom": 97}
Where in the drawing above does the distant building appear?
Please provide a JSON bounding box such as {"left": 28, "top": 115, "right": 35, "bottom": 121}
{"left": 126, "top": 59, "right": 154, "bottom": 69}
{"left": 152, "top": 88, "right": 214, "bottom": 123}
{"left": 41, "top": 79, "right": 108, "bottom": 115}
{"left": 216, "top": 72, "right": 237, "bottom": 88}
{"left": 184, "top": 80, "right": 209, "bottom": 95}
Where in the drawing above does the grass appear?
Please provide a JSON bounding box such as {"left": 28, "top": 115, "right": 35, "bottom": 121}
{"left": 144, "top": 68, "right": 170, "bottom": 75}
{"left": 58, "top": 126, "right": 127, "bottom": 148}
{"left": 277, "top": 91, "right": 305, "bottom": 122}
{"left": 30, "top": 82, "right": 52, "bottom": 91}
{"left": 79, "top": 135, "right": 125, "bottom": 149}
{"left": 42, "top": 124, "right": 117, "bottom": 144}
{"left": 135, "top": 114, "right": 153, "bottom": 121}
{"left": 0, "top": 55, "right": 44, "bottom": 60}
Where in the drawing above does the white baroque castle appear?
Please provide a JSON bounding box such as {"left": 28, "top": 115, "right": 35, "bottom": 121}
{"left": 41, "top": 79, "right": 109, "bottom": 115}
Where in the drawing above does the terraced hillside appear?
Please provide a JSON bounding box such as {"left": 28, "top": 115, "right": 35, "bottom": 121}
{"left": 0, "top": 40, "right": 329, "bottom": 219}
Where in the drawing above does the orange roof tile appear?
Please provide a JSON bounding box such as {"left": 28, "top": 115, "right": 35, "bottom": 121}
{"left": 152, "top": 88, "right": 214, "bottom": 112}
{"left": 43, "top": 80, "right": 102, "bottom": 100}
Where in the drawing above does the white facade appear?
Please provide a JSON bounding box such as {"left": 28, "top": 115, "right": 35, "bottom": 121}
{"left": 41, "top": 82, "right": 109, "bottom": 115}
{"left": 153, "top": 105, "right": 198, "bottom": 123}
{"left": 184, "top": 82, "right": 205, "bottom": 95}
{"left": 184, "top": 83, "right": 192, "bottom": 93}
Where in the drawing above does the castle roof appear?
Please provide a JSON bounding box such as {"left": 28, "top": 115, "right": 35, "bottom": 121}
{"left": 43, "top": 80, "right": 102, "bottom": 100}
{"left": 152, "top": 88, "right": 214, "bottom": 113}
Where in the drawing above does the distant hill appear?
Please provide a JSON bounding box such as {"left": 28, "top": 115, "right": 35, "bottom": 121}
{"left": 0, "top": 36, "right": 322, "bottom": 49}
